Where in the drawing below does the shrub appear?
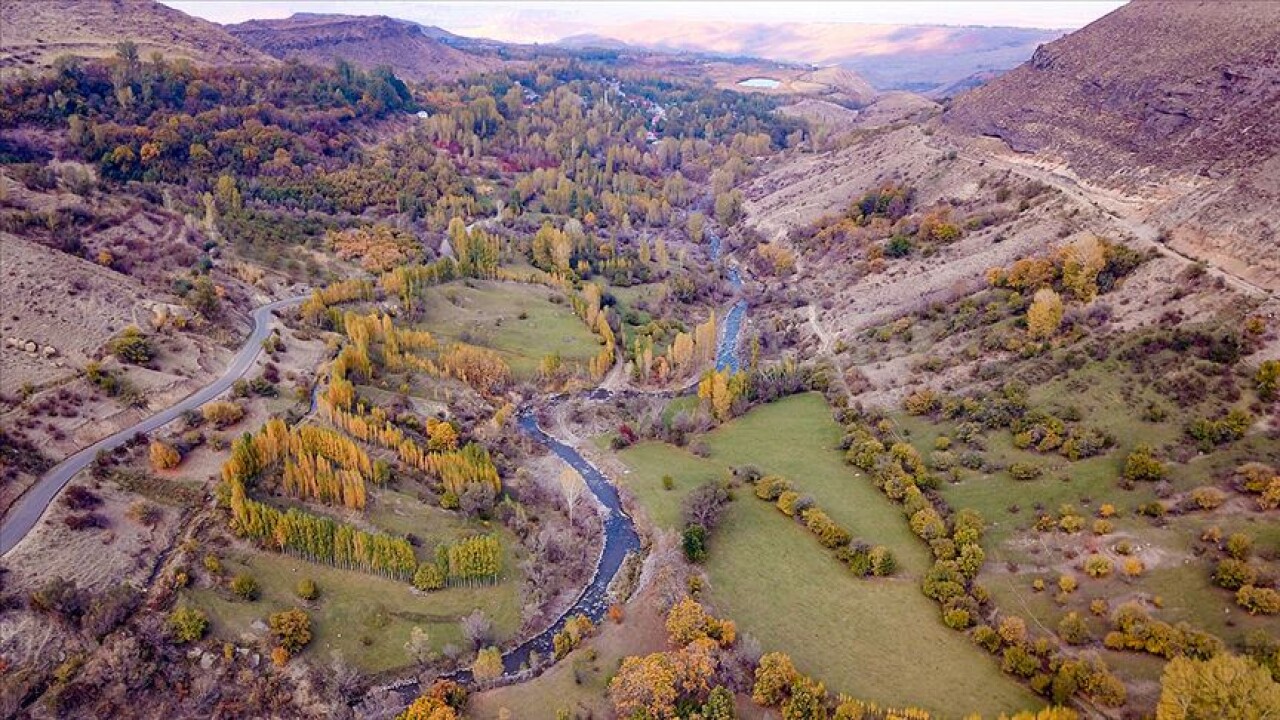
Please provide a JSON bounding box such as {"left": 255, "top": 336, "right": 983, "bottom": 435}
{"left": 1058, "top": 612, "right": 1091, "bottom": 645}
{"left": 1237, "top": 586, "right": 1280, "bottom": 615}
{"left": 168, "top": 606, "right": 208, "bottom": 644}
{"left": 998, "top": 616, "right": 1028, "bottom": 646}
{"left": 271, "top": 646, "right": 290, "bottom": 667}
{"left": 269, "top": 608, "right": 313, "bottom": 653}
{"left": 202, "top": 401, "right": 245, "bottom": 428}
{"left": 1188, "top": 486, "right": 1226, "bottom": 510}
{"left": 1058, "top": 575, "right": 1078, "bottom": 594}
{"left": 1092, "top": 519, "right": 1114, "bottom": 535}
{"left": 1002, "top": 645, "right": 1040, "bottom": 677}
{"left": 1213, "top": 558, "right": 1257, "bottom": 590}
{"left": 1123, "top": 445, "right": 1166, "bottom": 482}
{"left": 1083, "top": 556, "right": 1113, "bottom": 578}
{"left": 230, "top": 573, "right": 259, "bottom": 600}
{"left": 776, "top": 491, "right": 801, "bottom": 516}
{"left": 149, "top": 440, "right": 181, "bottom": 470}
{"left": 662, "top": 475, "right": 675, "bottom": 491}
{"left": 109, "top": 327, "right": 153, "bottom": 365}
{"left": 1257, "top": 360, "right": 1280, "bottom": 401}
{"left": 755, "top": 476, "right": 790, "bottom": 501}
{"left": 1226, "top": 533, "right": 1253, "bottom": 560}
{"left": 1009, "top": 462, "right": 1044, "bottom": 481}
{"left": 203, "top": 554, "right": 222, "bottom": 575}
{"left": 868, "top": 546, "right": 895, "bottom": 576}
{"left": 1122, "top": 558, "right": 1145, "bottom": 577}
{"left": 296, "top": 578, "right": 318, "bottom": 601}
{"left": 943, "top": 608, "right": 972, "bottom": 630}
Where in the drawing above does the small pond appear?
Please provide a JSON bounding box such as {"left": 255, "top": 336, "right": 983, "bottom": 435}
{"left": 737, "top": 77, "right": 781, "bottom": 89}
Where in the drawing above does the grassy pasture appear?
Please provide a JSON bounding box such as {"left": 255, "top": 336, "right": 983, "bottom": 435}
{"left": 186, "top": 488, "right": 522, "bottom": 674}
{"left": 413, "top": 280, "right": 601, "bottom": 378}
{"left": 613, "top": 393, "right": 1040, "bottom": 718}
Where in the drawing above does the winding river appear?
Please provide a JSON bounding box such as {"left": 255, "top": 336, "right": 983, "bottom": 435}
{"left": 400, "top": 227, "right": 751, "bottom": 693}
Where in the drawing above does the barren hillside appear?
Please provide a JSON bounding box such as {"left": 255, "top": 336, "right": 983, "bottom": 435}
{"left": 945, "top": 0, "right": 1280, "bottom": 180}
{"left": 943, "top": 0, "right": 1280, "bottom": 292}
{"left": 0, "top": 0, "right": 273, "bottom": 74}
{"left": 226, "top": 14, "right": 504, "bottom": 82}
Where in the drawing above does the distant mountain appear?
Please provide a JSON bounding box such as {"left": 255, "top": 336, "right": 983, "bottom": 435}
{"left": 0, "top": 0, "right": 273, "bottom": 72}
{"left": 226, "top": 13, "right": 504, "bottom": 82}
{"left": 552, "top": 22, "right": 1064, "bottom": 91}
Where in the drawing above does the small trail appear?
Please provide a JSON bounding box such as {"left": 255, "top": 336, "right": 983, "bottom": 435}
{"left": 807, "top": 304, "right": 857, "bottom": 408}
{"left": 949, "top": 146, "right": 1275, "bottom": 301}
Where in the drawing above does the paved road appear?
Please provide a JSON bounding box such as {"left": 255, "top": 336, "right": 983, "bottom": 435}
{"left": 0, "top": 296, "right": 305, "bottom": 557}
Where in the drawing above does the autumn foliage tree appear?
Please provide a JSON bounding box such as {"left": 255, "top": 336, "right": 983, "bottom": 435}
{"left": 149, "top": 440, "right": 181, "bottom": 469}
{"left": 1027, "top": 287, "right": 1064, "bottom": 339}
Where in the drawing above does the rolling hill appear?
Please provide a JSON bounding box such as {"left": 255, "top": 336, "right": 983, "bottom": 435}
{"left": 0, "top": 0, "right": 273, "bottom": 73}
{"left": 226, "top": 13, "right": 504, "bottom": 83}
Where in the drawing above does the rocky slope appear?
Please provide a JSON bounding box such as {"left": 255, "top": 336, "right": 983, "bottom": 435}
{"left": 945, "top": 0, "right": 1280, "bottom": 180}
{"left": 0, "top": 0, "right": 273, "bottom": 73}
{"left": 944, "top": 0, "right": 1280, "bottom": 292}
{"left": 226, "top": 14, "right": 504, "bottom": 82}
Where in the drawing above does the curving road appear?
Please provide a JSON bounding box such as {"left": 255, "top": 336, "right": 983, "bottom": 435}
{"left": 0, "top": 296, "right": 305, "bottom": 557}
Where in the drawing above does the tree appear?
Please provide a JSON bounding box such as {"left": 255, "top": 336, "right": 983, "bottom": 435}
{"left": 270, "top": 608, "right": 313, "bottom": 653}
{"left": 149, "top": 440, "right": 181, "bottom": 470}
{"left": 682, "top": 524, "right": 708, "bottom": 563}
{"left": 187, "top": 275, "right": 221, "bottom": 319}
{"left": 461, "top": 608, "right": 493, "bottom": 649}
{"left": 414, "top": 562, "right": 446, "bottom": 591}
{"left": 473, "top": 646, "right": 503, "bottom": 681}
{"left": 168, "top": 606, "right": 208, "bottom": 644}
{"left": 610, "top": 652, "right": 680, "bottom": 719}
{"left": 1060, "top": 235, "right": 1106, "bottom": 302}
{"left": 782, "top": 677, "right": 828, "bottom": 720}
{"left": 558, "top": 467, "right": 584, "bottom": 526}
{"left": 1027, "top": 288, "right": 1064, "bottom": 339}
{"left": 397, "top": 695, "right": 458, "bottom": 720}
{"left": 687, "top": 212, "right": 706, "bottom": 243}
{"left": 702, "top": 686, "right": 736, "bottom": 720}
{"left": 1156, "top": 653, "right": 1280, "bottom": 720}
{"left": 682, "top": 482, "right": 729, "bottom": 531}
{"left": 715, "top": 190, "right": 743, "bottom": 227}
{"left": 405, "top": 626, "right": 433, "bottom": 665}
{"left": 753, "top": 652, "right": 799, "bottom": 706}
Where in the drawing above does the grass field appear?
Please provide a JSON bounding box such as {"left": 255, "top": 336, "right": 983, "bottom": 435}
{"left": 892, "top": 357, "right": 1280, "bottom": 674}
{"left": 413, "top": 280, "right": 601, "bottom": 378}
{"left": 184, "top": 547, "right": 522, "bottom": 674}
{"left": 187, "top": 488, "right": 523, "bottom": 674}
{"left": 613, "top": 393, "right": 1041, "bottom": 718}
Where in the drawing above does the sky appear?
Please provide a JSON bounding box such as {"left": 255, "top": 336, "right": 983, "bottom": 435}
{"left": 163, "top": 1, "right": 1129, "bottom": 43}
